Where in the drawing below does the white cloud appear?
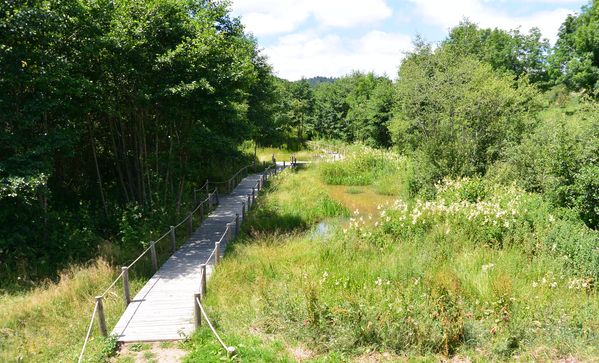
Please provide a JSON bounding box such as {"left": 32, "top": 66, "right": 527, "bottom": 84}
{"left": 409, "top": 0, "right": 575, "bottom": 42}
{"left": 230, "top": 0, "right": 393, "bottom": 36}
{"left": 265, "top": 30, "right": 412, "bottom": 80}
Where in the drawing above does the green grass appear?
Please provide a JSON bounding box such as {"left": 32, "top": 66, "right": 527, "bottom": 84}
{"left": 186, "top": 154, "right": 599, "bottom": 361}
{"left": 183, "top": 328, "right": 291, "bottom": 362}
{"left": 0, "top": 259, "right": 156, "bottom": 362}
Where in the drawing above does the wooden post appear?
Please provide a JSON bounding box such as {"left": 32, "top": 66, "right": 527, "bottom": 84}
{"left": 241, "top": 202, "right": 245, "bottom": 220}
{"left": 252, "top": 187, "right": 255, "bottom": 203}
{"left": 193, "top": 189, "right": 197, "bottom": 205}
{"left": 227, "top": 223, "right": 233, "bottom": 241}
{"left": 215, "top": 241, "right": 221, "bottom": 265}
{"left": 215, "top": 189, "right": 219, "bottom": 204}
{"left": 199, "top": 202, "right": 204, "bottom": 222}
{"left": 200, "top": 264, "right": 207, "bottom": 297}
{"left": 194, "top": 292, "right": 202, "bottom": 328}
{"left": 95, "top": 296, "right": 108, "bottom": 337}
{"left": 122, "top": 266, "right": 130, "bottom": 307}
{"left": 235, "top": 214, "right": 240, "bottom": 236}
{"left": 227, "top": 347, "right": 237, "bottom": 358}
{"left": 187, "top": 213, "right": 193, "bottom": 236}
{"left": 247, "top": 194, "right": 251, "bottom": 208}
{"left": 228, "top": 179, "right": 231, "bottom": 194}
{"left": 283, "top": 160, "right": 286, "bottom": 168}
{"left": 150, "top": 241, "right": 158, "bottom": 272}
{"left": 170, "top": 226, "right": 176, "bottom": 253}
{"left": 205, "top": 179, "right": 209, "bottom": 194}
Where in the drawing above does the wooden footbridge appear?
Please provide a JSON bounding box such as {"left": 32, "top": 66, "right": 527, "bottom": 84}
{"left": 78, "top": 162, "right": 293, "bottom": 361}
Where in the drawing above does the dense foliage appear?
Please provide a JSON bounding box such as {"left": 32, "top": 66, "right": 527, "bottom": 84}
{"left": 0, "top": 0, "right": 276, "bottom": 285}
{"left": 550, "top": 1, "right": 599, "bottom": 95}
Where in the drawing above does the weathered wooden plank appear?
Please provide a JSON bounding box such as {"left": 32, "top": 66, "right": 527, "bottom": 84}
{"left": 111, "top": 172, "right": 267, "bottom": 342}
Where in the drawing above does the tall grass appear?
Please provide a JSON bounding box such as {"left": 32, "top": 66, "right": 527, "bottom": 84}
{"left": 319, "top": 145, "right": 412, "bottom": 198}
{"left": 188, "top": 158, "right": 599, "bottom": 361}
{"left": 0, "top": 260, "right": 134, "bottom": 362}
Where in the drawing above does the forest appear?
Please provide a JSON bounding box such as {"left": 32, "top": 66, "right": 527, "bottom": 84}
{"left": 0, "top": 0, "right": 598, "bottom": 361}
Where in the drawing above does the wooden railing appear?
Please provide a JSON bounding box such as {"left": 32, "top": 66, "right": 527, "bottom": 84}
{"left": 77, "top": 162, "right": 283, "bottom": 362}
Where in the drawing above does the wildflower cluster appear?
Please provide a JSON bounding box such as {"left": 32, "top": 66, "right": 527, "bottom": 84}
{"left": 345, "top": 179, "right": 536, "bottom": 248}
{"left": 377, "top": 195, "right": 520, "bottom": 240}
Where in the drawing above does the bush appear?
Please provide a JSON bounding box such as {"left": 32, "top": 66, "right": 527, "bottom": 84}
{"left": 490, "top": 98, "right": 598, "bottom": 229}
{"left": 391, "top": 44, "right": 540, "bottom": 180}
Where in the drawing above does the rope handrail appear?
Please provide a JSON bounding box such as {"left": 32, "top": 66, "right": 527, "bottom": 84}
{"left": 100, "top": 270, "right": 124, "bottom": 298}
{"left": 127, "top": 243, "right": 154, "bottom": 269}
{"left": 209, "top": 164, "right": 251, "bottom": 185}
{"left": 192, "top": 192, "right": 214, "bottom": 215}
{"left": 195, "top": 297, "right": 231, "bottom": 353}
{"left": 205, "top": 248, "right": 216, "bottom": 265}
{"left": 193, "top": 164, "right": 253, "bottom": 191}
{"left": 173, "top": 212, "right": 192, "bottom": 229}
{"left": 154, "top": 229, "right": 172, "bottom": 245}
{"left": 78, "top": 301, "right": 99, "bottom": 363}
{"left": 78, "top": 162, "right": 276, "bottom": 362}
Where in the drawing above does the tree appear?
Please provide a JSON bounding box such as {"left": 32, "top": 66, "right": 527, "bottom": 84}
{"left": 444, "top": 20, "right": 551, "bottom": 86}
{"left": 391, "top": 42, "right": 541, "bottom": 181}
{"left": 0, "top": 0, "right": 278, "bottom": 283}
{"left": 550, "top": 1, "right": 599, "bottom": 95}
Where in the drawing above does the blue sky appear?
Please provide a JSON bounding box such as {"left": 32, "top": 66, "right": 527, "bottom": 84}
{"left": 229, "top": 0, "right": 588, "bottom": 80}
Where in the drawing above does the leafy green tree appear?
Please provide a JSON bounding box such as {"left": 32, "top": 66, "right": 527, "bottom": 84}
{"left": 444, "top": 20, "right": 551, "bottom": 86}
{"left": 550, "top": 1, "right": 599, "bottom": 95}
{"left": 0, "top": 0, "right": 278, "bottom": 284}
{"left": 310, "top": 73, "right": 393, "bottom": 146}
{"left": 391, "top": 42, "right": 541, "bottom": 183}
{"left": 288, "top": 79, "right": 315, "bottom": 143}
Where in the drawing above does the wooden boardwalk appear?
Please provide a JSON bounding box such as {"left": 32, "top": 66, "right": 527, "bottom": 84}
{"left": 112, "top": 173, "right": 263, "bottom": 342}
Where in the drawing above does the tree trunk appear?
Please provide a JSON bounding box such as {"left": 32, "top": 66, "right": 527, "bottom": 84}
{"left": 88, "top": 117, "right": 109, "bottom": 217}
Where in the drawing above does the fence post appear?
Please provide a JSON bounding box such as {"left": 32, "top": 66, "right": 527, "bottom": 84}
{"left": 200, "top": 264, "right": 207, "bottom": 297}
{"left": 215, "top": 189, "right": 219, "bottom": 204}
{"left": 283, "top": 160, "right": 286, "bottom": 168}
{"left": 215, "top": 241, "right": 221, "bottom": 265}
{"left": 187, "top": 212, "right": 193, "bottom": 236}
{"left": 227, "top": 223, "right": 233, "bottom": 242}
{"left": 170, "top": 225, "right": 176, "bottom": 253}
{"left": 252, "top": 187, "right": 256, "bottom": 203}
{"left": 200, "top": 202, "right": 204, "bottom": 222}
{"left": 235, "top": 213, "right": 240, "bottom": 236}
{"left": 194, "top": 292, "right": 202, "bottom": 328}
{"left": 95, "top": 296, "right": 108, "bottom": 337}
{"left": 205, "top": 179, "right": 209, "bottom": 194}
{"left": 193, "top": 189, "right": 197, "bottom": 205}
{"left": 241, "top": 202, "right": 245, "bottom": 221}
{"left": 122, "top": 266, "right": 130, "bottom": 307}
{"left": 228, "top": 179, "right": 231, "bottom": 194}
{"left": 150, "top": 241, "right": 158, "bottom": 272}
{"left": 247, "top": 194, "right": 251, "bottom": 208}
{"left": 227, "top": 347, "right": 237, "bottom": 358}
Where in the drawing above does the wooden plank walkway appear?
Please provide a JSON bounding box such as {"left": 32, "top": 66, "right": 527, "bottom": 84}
{"left": 112, "top": 173, "right": 264, "bottom": 342}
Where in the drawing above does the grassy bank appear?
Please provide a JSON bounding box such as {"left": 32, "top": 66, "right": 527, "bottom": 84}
{"left": 188, "top": 147, "right": 599, "bottom": 361}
